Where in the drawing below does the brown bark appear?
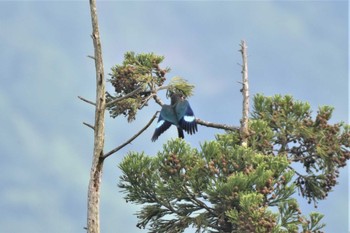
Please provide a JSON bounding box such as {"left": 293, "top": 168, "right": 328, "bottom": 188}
{"left": 239, "top": 40, "right": 249, "bottom": 145}
{"left": 87, "top": 0, "right": 106, "bottom": 232}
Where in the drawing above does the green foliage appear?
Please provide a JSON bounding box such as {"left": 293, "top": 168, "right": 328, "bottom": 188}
{"left": 107, "top": 52, "right": 169, "bottom": 121}
{"left": 251, "top": 94, "right": 350, "bottom": 205}
{"left": 119, "top": 140, "right": 311, "bottom": 232}
{"left": 107, "top": 52, "right": 195, "bottom": 121}
{"left": 167, "top": 76, "right": 195, "bottom": 98}
{"left": 302, "top": 212, "right": 326, "bottom": 233}
{"left": 110, "top": 52, "right": 168, "bottom": 96}
{"left": 118, "top": 94, "right": 350, "bottom": 232}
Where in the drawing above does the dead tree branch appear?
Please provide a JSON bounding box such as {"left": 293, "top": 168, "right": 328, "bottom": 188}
{"left": 78, "top": 96, "right": 96, "bottom": 106}
{"left": 102, "top": 111, "right": 159, "bottom": 160}
{"left": 83, "top": 122, "right": 95, "bottom": 130}
{"left": 196, "top": 118, "right": 239, "bottom": 131}
{"left": 239, "top": 40, "right": 249, "bottom": 146}
{"left": 153, "top": 94, "right": 164, "bottom": 106}
{"left": 151, "top": 93, "right": 237, "bottom": 132}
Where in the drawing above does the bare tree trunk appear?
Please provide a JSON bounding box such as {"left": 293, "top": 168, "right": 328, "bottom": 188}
{"left": 239, "top": 40, "right": 249, "bottom": 145}
{"left": 87, "top": 0, "right": 106, "bottom": 232}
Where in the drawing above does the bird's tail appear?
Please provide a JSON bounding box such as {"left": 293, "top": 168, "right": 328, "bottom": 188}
{"left": 177, "top": 128, "right": 184, "bottom": 139}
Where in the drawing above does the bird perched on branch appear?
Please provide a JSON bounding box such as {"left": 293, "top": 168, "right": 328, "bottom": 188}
{"left": 151, "top": 93, "right": 197, "bottom": 141}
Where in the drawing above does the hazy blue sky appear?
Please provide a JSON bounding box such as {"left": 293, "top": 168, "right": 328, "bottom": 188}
{"left": 0, "top": 1, "right": 348, "bottom": 233}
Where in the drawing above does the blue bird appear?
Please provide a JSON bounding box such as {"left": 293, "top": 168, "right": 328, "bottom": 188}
{"left": 151, "top": 93, "right": 198, "bottom": 141}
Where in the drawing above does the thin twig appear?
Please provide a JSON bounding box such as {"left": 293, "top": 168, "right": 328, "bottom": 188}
{"left": 78, "top": 96, "right": 96, "bottom": 106}
{"left": 196, "top": 118, "right": 239, "bottom": 131}
{"left": 102, "top": 111, "right": 159, "bottom": 160}
{"left": 83, "top": 122, "right": 95, "bottom": 130}
{"left": 105, "top": 86, "right": 144, "bottom": 108}
{"left": 87, "top": 55, "right": 95, "bottom": 60}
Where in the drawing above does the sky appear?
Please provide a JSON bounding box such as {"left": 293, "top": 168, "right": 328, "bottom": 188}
{"left": 0, "top": 1, "right": 348, "bottom": 233}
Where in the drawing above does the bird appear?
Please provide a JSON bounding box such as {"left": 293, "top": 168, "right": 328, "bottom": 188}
{"left": 151, "top": 93, "right": 198, "bottom": 141}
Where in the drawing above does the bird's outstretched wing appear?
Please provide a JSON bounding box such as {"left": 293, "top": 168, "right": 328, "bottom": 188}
{"left": 175, "top": 100, "right": 198, "bottom": 135}
{"left": 151, "top": 105, "right": 178, "bottom": 142}
{"left": 152, "top": 116, "right": 172, "bottom": 142}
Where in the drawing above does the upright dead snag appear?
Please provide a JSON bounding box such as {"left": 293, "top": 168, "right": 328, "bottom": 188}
{"left": 239, "top": 40, "right": 249, "bottom": 146}
{"left": 87, "top": 0, "right": 106, "bottom": 232}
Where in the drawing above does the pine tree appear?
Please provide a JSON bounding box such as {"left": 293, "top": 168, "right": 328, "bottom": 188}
{"left": 115, "top": 48, "right": 349, "bottom": 232}
{"left": 83, "top": 9, "right": 349, "bottom": 231}
{"left": 118, "top": 94, "right": 349, "bottom": 233}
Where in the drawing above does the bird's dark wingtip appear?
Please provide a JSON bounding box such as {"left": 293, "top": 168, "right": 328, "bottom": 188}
{"left": 177, "top": 128, "right": 184, "bottom": 139}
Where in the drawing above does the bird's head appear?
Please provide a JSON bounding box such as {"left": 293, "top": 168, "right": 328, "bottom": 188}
{"left": 169, "top": 92, "right": 185, "bottom": 105}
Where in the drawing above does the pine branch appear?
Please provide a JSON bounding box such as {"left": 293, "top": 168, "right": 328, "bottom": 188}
{"left": 105, "top": 86, "right": 144, "bottom": 108}
{"left": 182, "top": 186, "right": 217, "bottom": 217}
